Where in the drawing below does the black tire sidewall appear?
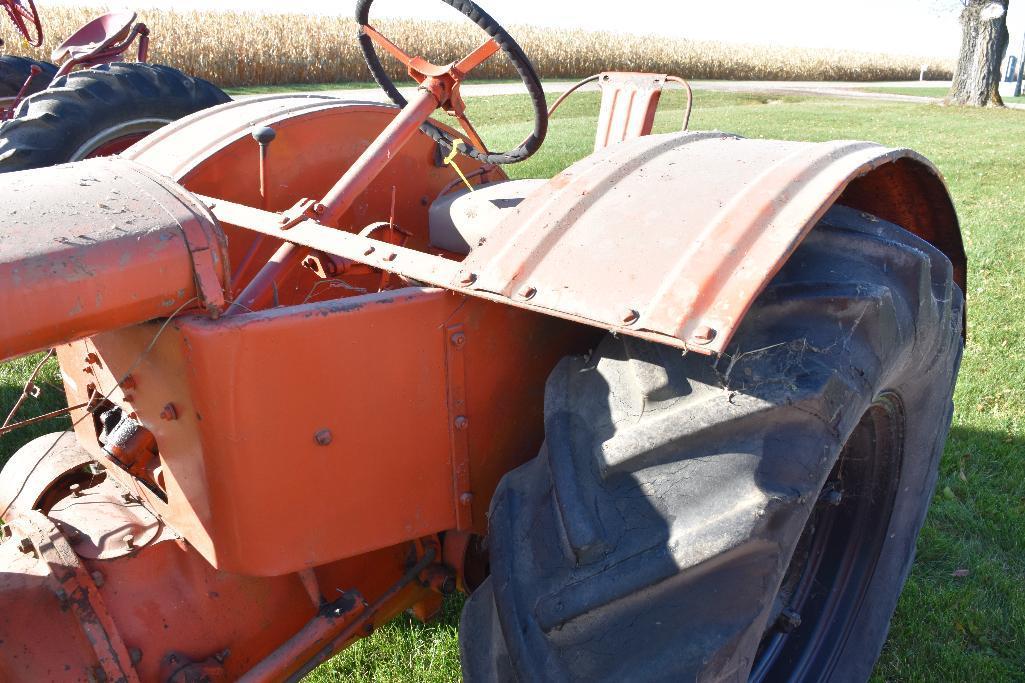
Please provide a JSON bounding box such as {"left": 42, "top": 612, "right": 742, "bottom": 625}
{"left": 0, "top": 62, "right": 229, "bottom": 172}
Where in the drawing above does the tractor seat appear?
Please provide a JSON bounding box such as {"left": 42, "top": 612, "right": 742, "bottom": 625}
{"left": 51, "top": 11, "right": 136, "bottom": 63}
{"left": 429, "top": 179, "right": 546, "bottom": 254}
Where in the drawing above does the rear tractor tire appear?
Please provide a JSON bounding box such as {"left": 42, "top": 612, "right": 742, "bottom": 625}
{"left": 461, "top": 205, "right": 964, "bottom": 682}
{"left": 0, "top": 55, "right": 55, "bottom": 98}
{"left": 0, "top": 62, "right": 229, "bottom": 172}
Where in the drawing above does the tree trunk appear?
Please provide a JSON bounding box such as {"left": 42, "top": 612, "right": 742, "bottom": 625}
{"left": 947, "top": 0, "right": 1010, "bottom": 106}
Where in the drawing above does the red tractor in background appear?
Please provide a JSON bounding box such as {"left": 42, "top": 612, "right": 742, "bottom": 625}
{"left": 0, "top": 0, "right": 227, "bottom": 170}
{"left": 0, "top": 0, "right": 964, "bottom": 680}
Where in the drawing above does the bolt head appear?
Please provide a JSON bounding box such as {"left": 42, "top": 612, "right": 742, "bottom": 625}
{"left": 450, "top": 332, "right": 466, "bottom": 348}
{"left": 454, "top": 416, "right": 469, "bottom": 430}
{"left": 517, "top": 285, "right": 537, "bottom": 300}
{"left": 84, "top": 352, "right": 99, "bottom": 364}
{"left": 17, "top": 538, "right": 33, "bottom": 554}
{"left": 91, "top": 570, "right": 105, "bottom": 588}
{"left": 457, "top": 271, "right": 478, "bottom": 286}
{"left": 315, "top": 429, "right": 333, "bottom": 446}
{"left": 622, "top": 309, "right": 640, "bottom": 325}
{"left": 384, "top": 252, "right": 397, "bottom": 262}
{"left": 691, "top": 325, "right": 717, "bottom": 344}
{"left": 123, "top": 534, "right": 135, "bottom": 549}
{"left": 776, "top": 608, "right": 802, "bottom": 633}
{"left": 459, "top": 492, "right": 474, "bottom": 506}
{"left": 364, "top": 246, "right": 376, "bottom": 256}
{"left": 160, "top": 403, "right": 178, "bottom": 421}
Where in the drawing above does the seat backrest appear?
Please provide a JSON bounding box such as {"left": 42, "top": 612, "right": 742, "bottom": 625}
{"left": 429, "top": 179, "right": 548, "bottom": 254}
{"left": 593, "top": 72, "right": 670, "bottom": 151}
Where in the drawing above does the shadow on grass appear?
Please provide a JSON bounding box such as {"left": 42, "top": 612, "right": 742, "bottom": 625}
{"left": 875, "top": 422, "right": 1025, "bottom": 679}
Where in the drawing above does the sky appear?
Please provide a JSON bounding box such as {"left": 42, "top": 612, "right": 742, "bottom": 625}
{"left": 46, "top": 0, "right": 1025, "bottom": 60}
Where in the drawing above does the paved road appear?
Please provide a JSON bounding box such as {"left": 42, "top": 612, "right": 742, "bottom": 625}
{"left": 239, "top": 79, "right": 1025, "bottom": 110}
{"left": 238, "top": 79, "right": 950, "bottom": 103}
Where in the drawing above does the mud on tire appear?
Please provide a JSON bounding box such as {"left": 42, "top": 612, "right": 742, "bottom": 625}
{"left": 0, "top": 62, "right": 229, "bottom": 172}
{"left": 460, "top": 205, "right": 964, "bottom": 682}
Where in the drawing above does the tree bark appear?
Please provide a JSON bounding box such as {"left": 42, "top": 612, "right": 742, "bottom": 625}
{"left": 947, "top": 0, "right": 1010, "bottom": 106}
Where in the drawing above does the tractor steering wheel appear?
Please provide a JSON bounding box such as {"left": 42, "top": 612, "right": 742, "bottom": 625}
{"left": 355, "top": 0, "right": 548, "bottom": 165}
{"left": 2, "top": 0, "right": 43, "bottom": 48}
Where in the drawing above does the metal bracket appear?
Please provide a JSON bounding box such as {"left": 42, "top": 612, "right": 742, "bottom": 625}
{"left": 277, "top": 197, "right": 323, "bottom": 230}
{"left": 445, "top": 324, "right": 473, "bottom": 529}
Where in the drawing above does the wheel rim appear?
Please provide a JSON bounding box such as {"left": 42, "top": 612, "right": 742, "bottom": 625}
{"left": 750, "top": 394, "right": 905, "bottom": 682}
{"left": 71, "top": 118, "right": 170, "bottom": 161}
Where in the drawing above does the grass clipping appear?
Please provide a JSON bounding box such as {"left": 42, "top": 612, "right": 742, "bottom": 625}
{"left": 2, "top": 6, "right": 954, "bottom": 88}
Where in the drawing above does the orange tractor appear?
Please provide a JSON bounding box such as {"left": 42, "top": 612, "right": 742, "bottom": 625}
{"left": 0, "top": 0, "right": 227, "bottom": 170}
{"left": 0, "top": 0, "right": 965, "bottom": 680}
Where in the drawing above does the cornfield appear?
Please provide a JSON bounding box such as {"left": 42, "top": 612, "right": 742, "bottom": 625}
{"left": 1, "top": 5, "right": 954, "bottom": 87}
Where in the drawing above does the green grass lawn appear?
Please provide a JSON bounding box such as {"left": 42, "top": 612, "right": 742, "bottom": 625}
{"left": 857, "top": 84, "right": 1025, "bottom": 105}
{"left": 2, "top": 90, "right": 1023, "bottom": 681}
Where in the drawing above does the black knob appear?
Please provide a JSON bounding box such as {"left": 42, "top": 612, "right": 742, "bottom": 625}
{"left": 252, "top": 126, "right": 277, "bottom": 146}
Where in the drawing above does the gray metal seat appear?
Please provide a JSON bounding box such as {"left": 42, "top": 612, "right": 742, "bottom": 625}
{"left": 429, "top": 179, "right": 546, "bottom": 254}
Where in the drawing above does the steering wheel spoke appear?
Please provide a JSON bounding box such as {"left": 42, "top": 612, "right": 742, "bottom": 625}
{"left": 3, "top": 0, "right": 43, "bottom": 47}
{"left": 361, "top": 24, "right": 414, "bottom": 68}
{"left": 454, "top": 38, "right": 501, "bottom": 76}
{"left": 452, "top": 109, "right": 490, "bottom": 155}
{"left": 356, "top": 0, "right": 547, "bottom": 165}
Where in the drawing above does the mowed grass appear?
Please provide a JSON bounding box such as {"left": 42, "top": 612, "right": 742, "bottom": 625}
{"left": 3, "top": 91, "right": 1024, "bottom": 680}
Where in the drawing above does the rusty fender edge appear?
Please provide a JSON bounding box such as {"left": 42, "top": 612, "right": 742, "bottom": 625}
{"left": 458, "top": 132, "right": 964, "bottom": 355}
{"left": 0, "top": 158, "right": 228, "bottom": 362}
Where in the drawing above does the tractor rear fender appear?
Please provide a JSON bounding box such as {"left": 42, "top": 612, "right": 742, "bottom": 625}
{"left": 456, "top": 132, "right": 964, "bottom": 355}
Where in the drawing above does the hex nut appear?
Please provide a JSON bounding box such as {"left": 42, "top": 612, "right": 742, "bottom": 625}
{"left": 691, "top": 325, "right": 717, "bottom": 344}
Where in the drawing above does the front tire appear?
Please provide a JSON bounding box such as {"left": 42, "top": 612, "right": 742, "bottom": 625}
{"left": 0, "top": 62, "right": 229, "bottom": 172}
{"left": 461, "top": 205, "right": 964, "bottom": 681}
